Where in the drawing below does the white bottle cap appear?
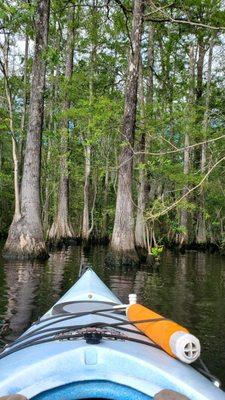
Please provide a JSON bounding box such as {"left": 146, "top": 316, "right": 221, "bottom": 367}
{"left": 129, "top": 293, "right": 137, "bottom": 305}
{"left": 169, "top": 331, "right": 201, "bottom": 364}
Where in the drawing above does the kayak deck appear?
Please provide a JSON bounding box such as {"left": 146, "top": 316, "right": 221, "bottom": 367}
{"left": 0, "top": 268, "right": 224, "bottom": 400}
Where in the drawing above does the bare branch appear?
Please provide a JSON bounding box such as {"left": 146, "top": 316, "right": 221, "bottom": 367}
{"left": 145, "top": 1, "right": 225, "bottom": 31}
{"left": 135, "top": 134, "right": 225, "bottom": 157}
{"left": 146, "top": 156, "right": 225, "bottom": 221}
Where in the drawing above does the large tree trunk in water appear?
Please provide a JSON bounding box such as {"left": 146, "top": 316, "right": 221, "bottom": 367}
{"left": 135, "top": 24, "right": 154, "bottom": 251}
{"left": 3, "top": 0, "right": 50, "bottom": 260}
{"left": 196, "top": 41, "right": 213, "bottom": 245}
{"left": 110, "top": 0, "right": 144, "bottom": 266}
{"left": 49, "top": 7, "right": 75, "bottom": 242}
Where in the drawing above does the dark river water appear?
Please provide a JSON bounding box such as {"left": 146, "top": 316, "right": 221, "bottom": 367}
{"left": 0, "top": 245, "right": 225, "bottom": 387}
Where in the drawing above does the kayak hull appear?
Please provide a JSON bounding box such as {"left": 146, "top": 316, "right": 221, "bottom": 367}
{"left": 0, "top": 269, "right": 224, "bottom": 400}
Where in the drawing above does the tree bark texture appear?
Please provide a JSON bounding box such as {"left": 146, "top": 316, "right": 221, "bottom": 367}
{"left": 3, "top": 0, "right": 50, "bottom": 259}
{"left": 111, "top": 0, "right": 144, "bottom": 264}
{"left": 49, "top": 7, "right": 75, "bottom": 241}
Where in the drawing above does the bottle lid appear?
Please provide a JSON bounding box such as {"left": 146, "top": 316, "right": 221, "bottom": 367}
{"left": 128, "top": 293, "right": 137, "bottom": 305}
{"left": 170, "top": 331, "right": 201, "bottom": 364}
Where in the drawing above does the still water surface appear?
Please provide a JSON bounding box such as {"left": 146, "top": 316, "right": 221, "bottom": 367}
{"left": 0, "top": 245, "right": 225, "bottom": 386}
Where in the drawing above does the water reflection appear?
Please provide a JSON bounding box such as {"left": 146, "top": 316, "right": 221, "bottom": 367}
{"left": 0, "top": 246, "right": 225, "bottom": 386}
{"left": 1, "top": 261, "right": 43, "bottom": 343}
{"left": 109, "top": 273, "right": 134, "bottom": 303}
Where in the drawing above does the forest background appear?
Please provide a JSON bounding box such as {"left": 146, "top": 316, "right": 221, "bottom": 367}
{"left": 1, "top": 0, "right": 225, "bottom": 265}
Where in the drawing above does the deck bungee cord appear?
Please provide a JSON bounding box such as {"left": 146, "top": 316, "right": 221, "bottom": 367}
{"left": 1, "top": 312, "right": 165, "bottom": 353}
{"left": 195, "top": 358, "right": 221, "bottom": 388}
{"left": 0, "top": 329, "right": 161, "bottom": 360}
{"left": 8, "top": 306, "right": 148, "bottom": 346}
{"left": 10, "top": 304, "right": 131, "bottom": 343}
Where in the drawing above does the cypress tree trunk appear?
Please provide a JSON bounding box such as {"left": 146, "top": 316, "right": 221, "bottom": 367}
{"left": 135, "top": 24, "right": 154, "bottom": 251}
{"left": 110, "top": 0, "right": 144, "bottom": 265}
{"left": 81, "top": 0, "right": 96, "bottom": 241}
{"left": 176, "top": 46, "right": 195, "bottom": 246}
{"left": 43, "top": 66, "right": 58, "bottom": 234}
{"left": 81, "top": 68, "right": 93, "bottom": 241}
{"left": 43, "top": 141, "right": 51, "bottom": 234}
{"left": 3, "top": 0, "right": 50, "bottom": 260}
{"left": 102, "top": 161, "right": 109, "bottom": 240}
{"left": 135, "top": 64, "right": 147, "bottom": 250}
{"left": 19, "top": 34, "right": 29, "bottom": 173}
{"left": 0, "top": 34, "right": 21, "bottom": 222}
{"left": 195, "top": 40, "right": 207, "bottom": 245}
{"left": 82, "top": 47, "right": 94, "bottom": 241}
{"left": 82, "top": 145, "right": 91, "bottom": 240}
{"left": 196, "top": 41, "right": 213, "bottom": 245}
{"left": 49, "top": 7, "right": 75, "bottom": 242}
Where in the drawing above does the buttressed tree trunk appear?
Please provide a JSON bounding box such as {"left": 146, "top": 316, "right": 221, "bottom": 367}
{"left": 111, "top": 0, "right": 144, "bottom": 265}
{"left": 49, "top": 7, "right": 75, "bottom": 242}
{"left": 3, "top": 0, "right": 50, "bottom": 259}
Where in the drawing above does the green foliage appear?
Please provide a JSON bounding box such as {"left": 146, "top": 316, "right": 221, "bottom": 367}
{"left": 151, "top": 246, "right": 164, "bottom": 258}
{"left": 2, "top": 0, "right": 225, "bottom": 246}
